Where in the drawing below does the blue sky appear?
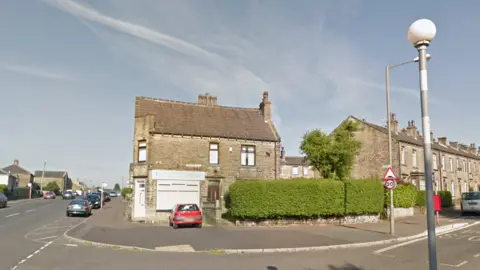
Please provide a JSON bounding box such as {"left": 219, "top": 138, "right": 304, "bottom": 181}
{"left": 0, "top": 0, "right": 478, "bottom": 187}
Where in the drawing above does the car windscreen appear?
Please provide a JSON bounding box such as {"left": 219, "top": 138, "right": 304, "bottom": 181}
{"left": 87, "top": 195, "right": 100, "bottom": 200}
{"left": 70, "top": 200, "right": 86, "bottom": 205}
{"left": 462, "top": 192, "right": 480, "bottom": 200}
{"left": 177, "top": 204, "right": 199, "bottom": 211}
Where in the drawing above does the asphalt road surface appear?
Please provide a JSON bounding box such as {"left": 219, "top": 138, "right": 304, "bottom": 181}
{"left": 10, "top": 217, "right": 480, "bottom": 270}
{"left": 0, "top": 198, "right": 88, "bottom": 270}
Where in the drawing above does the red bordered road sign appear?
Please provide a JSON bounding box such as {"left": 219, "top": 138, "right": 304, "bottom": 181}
{"left": 383, "top": 167, "right": 398, "bottom": 180}
{"left": 384, "top": 179, "right": 397, "bottom": 189}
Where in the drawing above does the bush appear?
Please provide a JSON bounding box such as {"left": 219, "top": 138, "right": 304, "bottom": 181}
{"left": 44, "top": 181, "right": 60, "bottom": 195}
{"left": 0, "top": 184, "right": 8, "bottom": 194}
{"left": 229, "top": 179, "right": 345, "bottom": 219}
{"left": 345, "top": 180, "right": 384, "bottom": 215}
{"left": 438, "top": 191, "right": 453, "bottom": 207}
{"left": 385, "top": 184, "right": 417, "bottom": 208}
{"left": 121, "top": 187, "right": 133, "bottom": 198}
{"left": 415, "top": 190, "right": 426, "bottom": 207}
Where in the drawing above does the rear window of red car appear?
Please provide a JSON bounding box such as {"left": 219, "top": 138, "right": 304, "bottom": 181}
{"left": 177, "top": 204, "right": 199, "bottom": 211}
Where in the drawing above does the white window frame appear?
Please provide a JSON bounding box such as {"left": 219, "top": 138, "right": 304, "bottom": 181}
{"left": 400, "top": 147, "right": 405, "bottom": 165}
{"left": 463, "top": 182, "right": 468, "bottom": 193}
{"left": 138, "top": 141, "right": 147, "bottom": 162}
{"left": 209, "top": 143, "right": 219, "bottom": 165}
{"left": 441, "top": 156, "right": 445, "bottom": 171}
{"left": 463, "top": 161, "right": 467, "bottom": 172}
{"left": 449, "top": 158, "right": 453, "bottom": 171}
{"left": 412, "top": 150, "right": 417, "bottom": 167}
{"left": 451, "top": 182, "right": 455, "bottom": 198}
{"left": 292, "top": 166, "right": 299, "bottom": 175}
{"left": 303, "top": 166, "right": 309, "bottom": 176}
{"left": 240, "top": 145, "right": 255, "bottom": 166}
{"left": 468, "top": 161, "right": 471, "bottom": 173}
{"left": 433, "top": 154, "right": 437, "bottom": 170}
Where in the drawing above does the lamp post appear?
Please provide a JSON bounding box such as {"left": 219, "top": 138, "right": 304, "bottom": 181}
{"left": 386, "top": 54, "right": 431, "bottom": 235}
{"left": 408, "top": 18, "right": 437, "bottom": 270}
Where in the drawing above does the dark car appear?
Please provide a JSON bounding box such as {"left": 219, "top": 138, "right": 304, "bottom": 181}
{"left": 102, "top": 192, "right": 111, "bottom": 202}
{"left": 62, "top": 191, "right": 75, "bottom": 200}
{"left": 86, "top": 194, "right": 102, "bottom": 209}
{"left": 66, "top": 199, "right": 91, "bottom": 217}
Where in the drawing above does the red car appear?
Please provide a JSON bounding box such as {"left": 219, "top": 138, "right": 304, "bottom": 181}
{"left": 169, "top": 204, "right": 203, "bottom": 229}
{"left": 43, "top": 191, "right": 56, "bottom": 199}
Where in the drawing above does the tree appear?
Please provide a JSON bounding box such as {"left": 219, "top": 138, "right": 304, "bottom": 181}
{"left": 300, "top": 121, "right": 361, "bottom": 180}
{"left": 44, "top": 181, "right": 60, "bottom": 194}
{"left": 114, "top": 183, "right": 121, "bottom": 191}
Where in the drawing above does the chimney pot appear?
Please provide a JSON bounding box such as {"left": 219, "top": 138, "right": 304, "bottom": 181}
{"left": 438, "top": 137, "right": 447, "bottom": 145}
{"left": 13, "top": 159, "right": 19, "bottom": 166}
{"left": 198, "top": 93, "right": 217, "bottom": 106}
{"left": 259, "top": 91, "right": 271, "bottom": 121}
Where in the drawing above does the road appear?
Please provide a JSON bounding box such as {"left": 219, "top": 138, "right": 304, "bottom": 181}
{"left": 0, "top": 198, "right": 87, "bottom": 270}
{"left": 10, "top": 215, "right": 480, "bottom": 269}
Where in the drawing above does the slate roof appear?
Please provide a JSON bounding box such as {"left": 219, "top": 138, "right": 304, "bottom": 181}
{"left": 135, "top": 96, "right": 280, "bottom": 142}
{"left": 0, "top": 169, "right": 7, "bottom": 175}
{"left": 33, "top": 171, "right": 67, "bottom": 178}
{"left": 281, "top": 156, "right": 310, "bottom": 166}
{"left": 349, "top": 116, "right": 480, "bottom": 160}
{"left": 2, "top": 164, "right": 31, "bottom": 175}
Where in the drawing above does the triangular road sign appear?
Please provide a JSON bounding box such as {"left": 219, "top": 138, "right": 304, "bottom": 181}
{"left": 383, "top": 167, "right": 398, "bottom": 180}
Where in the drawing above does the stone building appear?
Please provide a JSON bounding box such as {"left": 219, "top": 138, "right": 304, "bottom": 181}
{"left": 33, "top": 170, "right": 72, "bottom": 190}
{"left": 279, "top": 147, "right": 318, "bottom": 179}
{"left": 130, "top": 92, "right": 281, "bottom": 222}
{"left": 2, "top": 160, "right": 34, "bottom": 188}
{"left": 344, "top": 114, "right": 480, "bottom": 201}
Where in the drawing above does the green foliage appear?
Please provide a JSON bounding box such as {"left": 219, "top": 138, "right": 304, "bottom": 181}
{"left": 438, "top": 191, "right": 453, "bottom": 207}
{"left": 229, "top": 179, "right": 345, "bottom": 219}
{"left": 44, "top": 181, "right": 60, "bottom": 194}
{"left": 121, "top": 187, "right": 133, "bottom": 198}
{"left": 415, "top": 190, "right": 427, "bottom": 207}
{"left": 300, "top": 121, "right": 361, "bottom": 180}
{"left": 384, "top": 184, "right": 417, "bottom": 208}
{"left": 114, "top": 183, "right": 121, "bottom": 191}
{"left": 0, "top": 184, "right": 8, "bottom": 194}
{"left": 228, "top": 178, "right": 384, "bottom": 219}
{"left": 345, "top": 180, "right": 384, "bottom": 214}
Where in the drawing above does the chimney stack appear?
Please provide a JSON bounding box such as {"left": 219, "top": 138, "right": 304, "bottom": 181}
{"left": 280, "top": 146, "right": 286, "bottom": 161}
{"left": 198, "top": 93, "right": 217, "bottom": 106}
{"left": 406, "top": 120, "right": 418, "bottom": 137}
{"left": 389, "top": 113, "right": 398, "bottom": 132}
{"left": 13, "top": 159, "right": 19, "bottom": 166}
{"left": 437, "top": 137, "right": 447, "bottom": 145}
{"left": 430, "top": 131, "right": 435, "bottom": 143}
{"left": 259, "top": 91, "right": 271, "bottom": 122}
{"left": 450, "top": 141, "right": 458, "bottom": 149}
{"left": 469, "top": 143, "right": 477, "bottom": 154}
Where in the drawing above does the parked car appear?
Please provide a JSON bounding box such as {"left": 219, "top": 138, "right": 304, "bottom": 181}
{"left": 62, "top": 191, "right": 75, "bottom": 200}
{"left": 109, "top": 191, "right": 118, "bottom": 198}
{"left": 66, "top": 199, "right": 91, "bottom": 217}
{"left": 0, "top": 193, "right": 8, "bottom": 208}
{"left": 169, "top": 204, "right": 203, "bottom": 229}
{"left": 86, "top": 194, "right": 102, "bottom": 209}
{"left": 461, "top": 191, "right": 480, "bottom": 215}
{"left": 103, "top": 192, "right": 111, "bottom": 202}
{"left": 43, "top": 191, "right": 56, "bottom": 199}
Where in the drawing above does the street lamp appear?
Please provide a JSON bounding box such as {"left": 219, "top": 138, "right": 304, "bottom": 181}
{"left": 386, "top": 54, "right": 431, "bottom": 236}
{"left": 408, "top": 18, "right": 437, "bottom": 270}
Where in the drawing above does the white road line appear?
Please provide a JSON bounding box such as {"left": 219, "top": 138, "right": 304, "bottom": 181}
{"left": 65, "top": 244, "right": 78, "bottom": 247}
{"left": 25, "top": 209, "right": 36, "bottom": 213}
{"left": 10, "top": 241, "right": 52, "bottom": 270}
{"left": 33, "top": 236, "right": 58, "bottom": 241}
{"left": 5, "top": 213, "right": 19, "bottom": 218}
{"left": 33, "top": 226, "right": 74, "bottom": 231}
{"left": 440, "top": 261, "right": 468, "bottom": 267}
{"left": 474, "top": 253, "right": 480, "bottom": 258}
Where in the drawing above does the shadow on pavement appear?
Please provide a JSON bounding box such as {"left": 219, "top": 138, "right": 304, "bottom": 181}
{"left": 266, "top": 263, "right": 364, "bottom": 270}
{"left": 440, "top": 208, "right": 480, "bottom": 219}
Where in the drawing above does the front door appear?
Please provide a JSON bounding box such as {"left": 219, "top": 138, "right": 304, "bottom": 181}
{"left": 207, "top": 180, "right": 220, "bottom": 202}
{"left": 133, "top": 179, "right": 146, "bottom": 218}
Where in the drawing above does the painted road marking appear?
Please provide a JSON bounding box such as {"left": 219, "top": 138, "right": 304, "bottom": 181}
{"left": 440, "top": 261, "right": 468, "bottom": 268}
{"left": 5, "top": 213, "right": 19, "bottom": 218}
{"left": 25, "top": 209, "right": 36, "bottom": 213}
{"left": 33, "top": 236, "right": 58, "bottom": 241}
{"left": 474, "top": 253, "right": 480, "bottom": 258}
{"left": 10, "top": 241, "right": 52, "bottom": 270}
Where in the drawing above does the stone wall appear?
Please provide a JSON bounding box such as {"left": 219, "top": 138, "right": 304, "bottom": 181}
{"left": 235, "top": 215, "right": 380, "bottom": 227}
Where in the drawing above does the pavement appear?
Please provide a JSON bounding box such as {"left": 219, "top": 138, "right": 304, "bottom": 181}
{"left": 10, "top": 221, "right": 480, "bottom": 270}
{"left": 0, "top": 197, "right": 90, "bottom": 270}
{"left": 65, "top": 199, "right": 480, "bottom": 252}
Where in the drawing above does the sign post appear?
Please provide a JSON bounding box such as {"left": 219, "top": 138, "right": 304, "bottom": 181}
{"left": 383, "top": 167, "right": 398, "bottom": 235}
{"left": 28, "top": 183, "right": 32, "bottom": 199}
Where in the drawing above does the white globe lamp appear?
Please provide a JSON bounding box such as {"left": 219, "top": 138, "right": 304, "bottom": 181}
{"left": 408, "top": 19, "right": 436, "bottom": 46}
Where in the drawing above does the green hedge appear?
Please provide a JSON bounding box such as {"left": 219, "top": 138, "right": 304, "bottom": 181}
{"left": 229, "top": 179, "right": 345, "bottom": 219}
{"left": 439, "top": 191, "right": 453, "bottom": 207}
{"left": 0, "top": 184, "right": 8, "bottom": 194}
{"left": 345, "top": 180, "right": 384, "bottom": 215}
{"left": 415, "top": 190, "right": 427, "bottom": 207}
{"left": 121, "top": 187, "right": 133, "bottom": 198}
{"left": 384, "top": 184, "right": 417, "bottom": 208}
{"left": 229, "top": 179, "right": 384, "bottom": 219}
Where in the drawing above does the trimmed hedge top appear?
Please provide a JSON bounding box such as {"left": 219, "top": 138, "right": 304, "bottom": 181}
{"left": 228, "top": 178, "right": 385, "bottom": 219}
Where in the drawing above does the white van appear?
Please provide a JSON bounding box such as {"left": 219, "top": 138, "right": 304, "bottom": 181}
{"left": 461, "top": 192, "right": 480, "bottom": 215}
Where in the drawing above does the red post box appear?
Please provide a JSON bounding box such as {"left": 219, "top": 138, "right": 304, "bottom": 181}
{"left": 433, "top": 195, "right": 442, "bottom": 211}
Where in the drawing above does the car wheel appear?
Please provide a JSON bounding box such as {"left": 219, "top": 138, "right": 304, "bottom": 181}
{"left": 172, "top": 223, "right": 178, "bottom": 229}
{"left": 197, "top": 224, "right": 202, "bottom": 229}
{"left": 461, "top": 211, "right": 465, "bottom": 216}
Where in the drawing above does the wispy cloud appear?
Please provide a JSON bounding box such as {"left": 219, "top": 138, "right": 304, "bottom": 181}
{"left": 0, "top": 64, "right": 75, "bottom": 81}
